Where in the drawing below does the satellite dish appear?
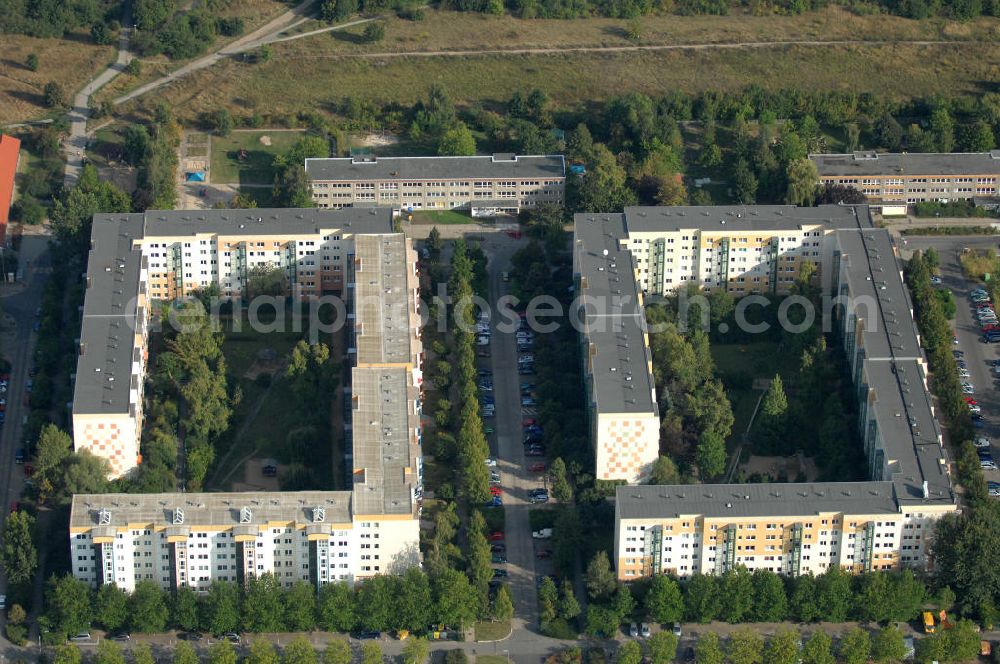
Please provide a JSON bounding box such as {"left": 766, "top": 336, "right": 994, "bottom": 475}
{"left": 603, "top": 249, "right": 609, "bottom": 257}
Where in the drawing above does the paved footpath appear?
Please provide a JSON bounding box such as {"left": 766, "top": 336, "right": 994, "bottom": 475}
{"left": 64, "top": 2, "right": 133, "bottom": 187}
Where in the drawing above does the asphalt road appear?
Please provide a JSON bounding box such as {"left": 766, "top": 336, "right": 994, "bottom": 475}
{"left": 483, "top": 235, "right": 541, "bottom": 632}
{"left": 0, "top": 237, "right": 52, "bottom": 602}
{"left": 901, "top": 235, "right": 1000, "bottom": 486}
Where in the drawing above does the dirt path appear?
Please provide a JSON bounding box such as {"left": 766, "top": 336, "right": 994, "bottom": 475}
{"left": 113, "top": 0, "right": 320, "bottom": 106}
{"left": 295, "top": 37, "right": 974, "bottom": 59}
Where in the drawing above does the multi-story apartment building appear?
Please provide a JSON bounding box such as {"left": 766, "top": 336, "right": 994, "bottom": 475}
{"left": 592, "top": 205, "right": 850, "bottom": 298}
{"left": 572, "top": 204, "right": 957, "bottom": 578}
{"left": 69, "top": 490, "right": 421, "bottom": 592}
{"left": 810, "top": 150, "right": 1000, "bottom": 213}
{"left": 71, "top": 211, "right": 426, "bottom": 593}
{"left": 614, "top": 481, "right": 953, "bottom": 578}
{"left": 73, "top": 208, "right": 395, "bottom": 477}
{"left": 572, "top": 213, "right": 660, "bottom": 484}
{"left": 305, "top": 154, "right": 566, "bottom": 216}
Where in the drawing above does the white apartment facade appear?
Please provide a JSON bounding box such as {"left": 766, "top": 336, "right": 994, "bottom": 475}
{"left": 305, "top": 154, "right": 566, "bottom": 216}
{"left": 70, "top": 493, "right": 420, "bottom": 592}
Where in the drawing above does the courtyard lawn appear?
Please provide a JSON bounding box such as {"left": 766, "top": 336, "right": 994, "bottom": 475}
{"left": 407, "top": 210, "right": 473, "bottom": 225}
{"left": 710, "top": 341, "right": 796, "bottom": 447}
{"left": 209, "top": 130, "right": 304, "bottom": 185}
{"left": 474, "top": 621, "right": 512, "bottom": 642}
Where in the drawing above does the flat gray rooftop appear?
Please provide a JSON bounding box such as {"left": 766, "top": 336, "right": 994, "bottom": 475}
{"left": 616, "top": 482, "right": 900, "bottom": 520}
{"left": 811, "top": 151, "right": 1000, "bottom": 177}
{"left": 74, "top": 213, "right": 147, "bottom": 415}
{"left": 350, "top": 367, "right": 419, "bottom": 516}
{"left": 352, "top": 234, "right": 418, "bottom": 366}
{"left": 836, "top": 228, "right": 922, "bottom": 361}
{"left": 305, "top": 154, "right": 566, "bottom": 182}
{"left": 141, "top": 207, "right": 394, "bottom": 238}
{"left": 622, "top": 204, "right": 864, "bottom": 234}
{"left": 574, "top": 212, "right": 658, "bottom": 416}
{"left": 70, "top": 491, "right": 354, "bottom": 529}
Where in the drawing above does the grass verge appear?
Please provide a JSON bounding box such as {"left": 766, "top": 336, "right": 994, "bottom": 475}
{"left": 408, "top": 210, "right": 474, "bottom": 225}
{"left": 474, "top": 621, "right": 512, "bottom": 642}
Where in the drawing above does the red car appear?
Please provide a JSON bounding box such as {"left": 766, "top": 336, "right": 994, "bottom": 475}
{"left": 489, "top": 486, "right": 503, "bottom": 497}
{"left": 965, "top": 397, "right": 978, "bottom": 405}
{"left": 522, "top": 418, "right": 537, "bottom": 427}
{"left": 536, "top": 549, "right": 553, "bottom": 559}
{"left": 488, "top": 531, "right": 505, "bottom": 541}
{"left": 976, "top": 302, "right": 994, "bottom": 308}
{"left": 9, "top": 502, "right": 19, "bottom": 513}
{"left": 23, "top": 464, "right": 33, "bottom": 477}
{"left": 528, "top": 462, "right": 546, "bottom": 472}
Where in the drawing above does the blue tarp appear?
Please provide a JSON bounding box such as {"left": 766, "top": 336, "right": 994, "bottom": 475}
{"left": 185, "top": 171, "right": 206, "bottom": 182}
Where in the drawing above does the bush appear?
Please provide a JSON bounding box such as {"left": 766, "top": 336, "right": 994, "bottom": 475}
{"left": 913, "top": 200, "right": 994, "bottom": 218}
{"left": 5, "top": 624, "right": 27, "bottom": 646}
{"left": 363, "top": 22, "right": 386, "bottom": 42}
{"left": 26, "top": 53, "right": 39, "bottom": 71}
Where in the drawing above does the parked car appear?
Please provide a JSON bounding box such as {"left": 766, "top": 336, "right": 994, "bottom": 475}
{"left": 629, "top": 623, "right": 639, "bottom": 638}
{"left": 489, "top": 486, "right": 502, "bottom": 497}
{"left": 491, "top": 544, "right": 506, "bottom": 553}
{"left": 970, "top": 405, "right": 982, "bottom": 414}
{"left": 353, "top": 631, "right": 381, "bottom": 640}
{"left": 14, "top": 448, "right": 24, "bottom": 464}
{"left": 981, "top": 460, "right": 997, "bottom": 471}
{"left": 223, "top": 633, "right": 241, "bottom": 644}
{"left": 492, "top": 569, "right": 508, "bottom": 578}
{"left": 108, "top": 634, "right": 131, "bottom": 642}
{"left": 70, "top": 633, "right": 92, "bottom": 642}
{"left": 485, "top": 457, "right": 498, "bottom": 467}
{"left": 536, "top": 549, "right": 553, "bottom": 559}
{"left": 989, "top": 481, "right": 1000, "bottom": 497}
{"left": 530, "top": 494, "right": 550, "bottom": 504}
{"left": 488, "top": 496, "right": 503, "bottom": 508}
{"left": 532, "top": 528, "right": 553, "bottom": 539}
{"left": 491, "top": 554, "right": 507, "bottom": 564}
{"left": 488, "top": 531, "right": 505, "bottom": 541}
{"left": 672, "top": 622, "right": 683, "bottom": 637}
{"left": 640, "top": 624, "right": 651, "bottom": 638}
{"left": 528, "top": 462, "right": 546, "bottom": 472}
{"left": 490, "top": 471, "right": 501, "bottom": 483}
{"left": 931, "top": 276, "right": 943, "bottom": 285}
{"left": 976, "top": 437, "right": 992, "bottom": 448}
{"left": 476, "top": 336, "right": 490, "bottom": 346}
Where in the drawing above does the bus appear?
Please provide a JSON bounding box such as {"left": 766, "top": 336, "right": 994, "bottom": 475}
{"left": 923, "top": 611, "right": 936, "bottom": 634}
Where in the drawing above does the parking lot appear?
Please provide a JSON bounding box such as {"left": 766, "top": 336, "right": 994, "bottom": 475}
{"left": 918, "top": 240, "right": 1000, "bottom": 491}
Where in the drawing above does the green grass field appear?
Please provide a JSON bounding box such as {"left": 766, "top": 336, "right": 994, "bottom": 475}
{"left": 209, "top": 130, "right": 304, "bottom": 184}
{"left": 477, "top": 656, "right": 510, "bottom": 664}
{"left": 474, "top": 621, "right": 512, "bottom": 642}
{"left": 408, "top": 210, "right": 473, "bottom": 225}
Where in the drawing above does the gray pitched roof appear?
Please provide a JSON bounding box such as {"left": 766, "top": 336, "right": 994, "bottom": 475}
{"left": 305, "top": 154, "right": 566, "bottom": 181}
{"left": 616, "top": 482, "right": 901, "bottom": 520}
{"left": 811, "top": 151, "right": 1000, "bottom": 177}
